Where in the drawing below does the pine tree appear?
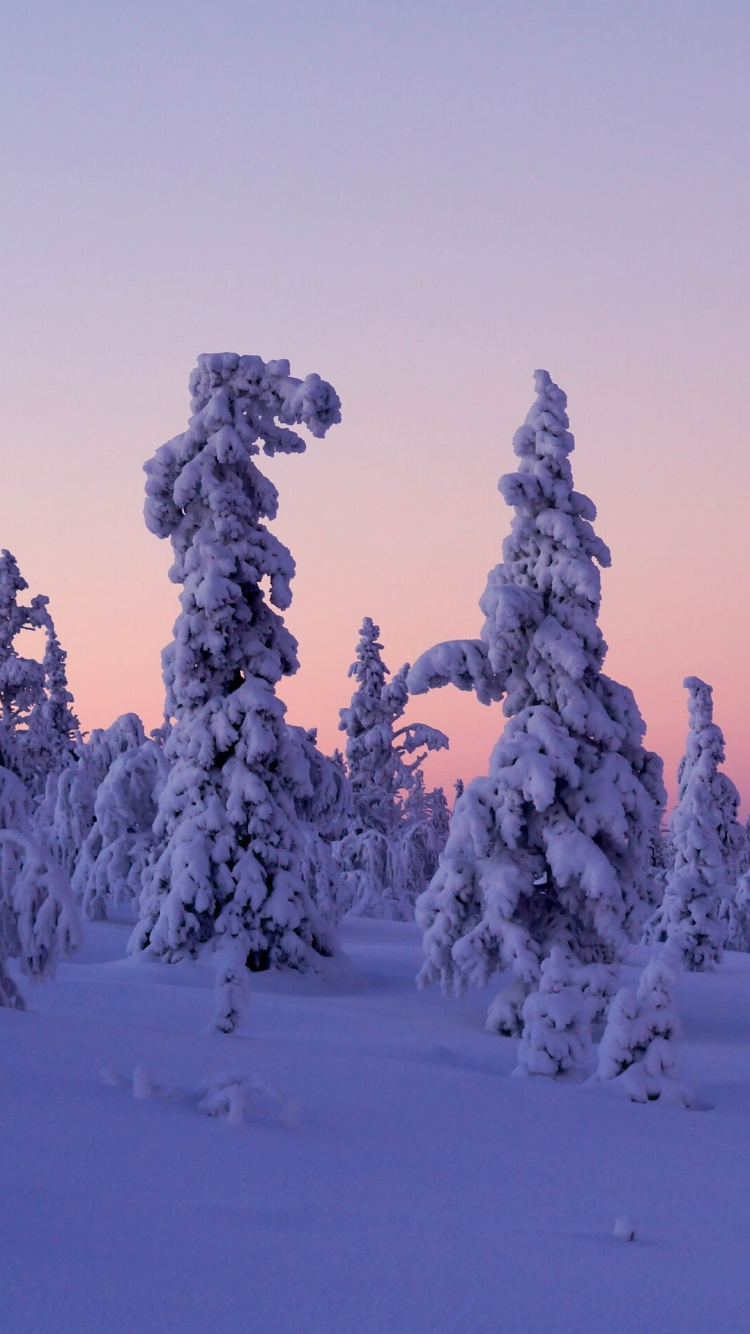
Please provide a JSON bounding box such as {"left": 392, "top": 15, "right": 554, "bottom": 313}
{"left": 408, "top": 371, "right": 665, "bottom": 1053}
{"left": 646, "top": 677, "right": 736, "bottom": 969}
{"left": 0, "top": 766, "right": 80, "bottom": 1007}
{"left": 0, "top": 551, "right": 78, "bottom": 796}
{"left": 129, "top": 353, "right": 342, "bottom": 1031}
{"left": 333, "top": 618, "right": 449, "bottom": 920}
{"left": 595, "top": 948, "right": 692, "bottom": 1106}
{"left": 39, "top": 713, "right": 148, "bottom": 877}
{"left": 516, "top": 947, "right": 590, "bottom": 1077}
{"left": 72, "top": 735, "right": 169, "bottom": 920}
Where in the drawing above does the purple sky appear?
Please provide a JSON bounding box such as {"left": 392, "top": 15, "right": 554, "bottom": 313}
{"left": 2, "top": 1, "right": 750, "bottom": 806}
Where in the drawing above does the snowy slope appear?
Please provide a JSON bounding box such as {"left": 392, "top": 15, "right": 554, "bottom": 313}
{"left": 2, "top": 920, "right": 750, "bottom": 1333}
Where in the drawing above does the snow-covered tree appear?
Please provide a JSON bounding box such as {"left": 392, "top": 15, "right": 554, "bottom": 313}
{"left": 645, "top": 677, "right": 735, "bottom": 970}
{"left": 408, "top": 371, "right": 665, "bottom": 1051}
{"left": 72, "top": 736, "right": 170, "bottom": 920}
{"left": 516, "top": 947, "right": 590, "bottom": 1077}
{"left": 0, "top": 551, "right": 78, "bottom": 797}
{"left": 285, "top": 725, "right": 351, "bottom": 924}
{"left": 333, "top": 618, "right": 449, "bottom": 920}
{"left": 39, "top": 713, "right": 148, "bottom": 878}
{"left": 0, "top": 766, "right": 80, "bottom": 1007}
{"left": 595, "top": 948, "right": 692, "bottom": 1106}
{"left": 129, "top": 353, "right": 342, "bottom": 1031}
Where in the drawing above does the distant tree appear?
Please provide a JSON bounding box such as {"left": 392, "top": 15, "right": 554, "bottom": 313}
{"left": 39, "top": 713, "right": 148, "bottom": 878}
{"left": 333, "top": 618, "right": 449, "bottom": 920}
{"left": 0, "top": 766, "right": 80, "bottom": 1008}
{"left": 645, "top": 677, "right": 737, "bottom": 969}
{"left": 129, "top": 353, "right": 342, "bottom": 1032}
{"left": 72, "top": 735, "right": 170, "bottom": 921}
{"left": 0, "top": 550, "right": 78, "bottom": 797}
{"left": 408, "top": 371, "right": 665, "bottom": 1059}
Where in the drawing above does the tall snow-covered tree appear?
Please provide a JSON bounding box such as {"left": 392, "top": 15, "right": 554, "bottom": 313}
{"left": 646, "top": 677, "right": 737, "bottom": 969}
{"left": 333, "top": 618, "right": 449, "bottom": 920}
{"left": 0, "top": 551, "right": 78, "bottom": 796}
{"left": 408, "top": 371, "right": 665, "bottom": 1053}
{"left": 129, "top": 353, "right": 342, "bottom": 1030}
{"left": 0, "top": 766, "right": 80, "bottom": 1008}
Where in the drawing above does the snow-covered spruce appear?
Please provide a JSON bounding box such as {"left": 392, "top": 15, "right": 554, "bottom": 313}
{"left": 72, "top": 736, "right": 170, "bottom": 921}
{"left": 333, "top": 618, "right": 449, "bottom": 921}
{"left": 408, "top": 371, "right": 665, "bottom": 1055}
{"left": 0, "top": 766, "right": 80, "bottom": 1007}
{"left": 0, "top": 550, "right": 78, "bottom": 798}
{"left": 594, "top": 948, "right": 692, "bottom": 1106}
{"left": 286, "top": 726, "right": 351, "bottom": 925}
{"left": 129, "top": 353, "right": 342, "bottom": 1029}
{"left": 39, "top": 713, "right": 149, "bottom": 879}
{"left": 645, "top": 678, "right": 737, "bottom": 970}
{"left": 516, "top": 947, "right": 590, "bottom": 1077}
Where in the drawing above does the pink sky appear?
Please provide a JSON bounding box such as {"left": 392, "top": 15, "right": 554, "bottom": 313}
{"left": 2, "top": 2, "right": 749, "bottom": 811}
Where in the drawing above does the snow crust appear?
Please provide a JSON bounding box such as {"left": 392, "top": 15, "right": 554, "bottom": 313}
{"left": 1, "top": 918, "right": 749, "bottom": 1334}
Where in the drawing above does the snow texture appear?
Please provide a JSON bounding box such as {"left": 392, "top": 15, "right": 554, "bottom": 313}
{"left": 645, "top": 678, "right": 734, "bottom": 970}
{"left": 3, "top": 914, "right": 750, "bottom": 1334}
{"left": 410, "top": 371, "right": 665, "bottom": 1061}
{"left": 333, "top": 618, "right": 449, "bottom": 921}
{"left": 0, "top": 550, "right": 78, "bottom": 797}
{"left": 0, "top": 766, "right": 80, "bottom": 1006}
{"left": 595, "top": 948, "right": 693, "bottom": 1107}
{"left": 129, "top": 354, "right": 342, "bottom": 1030}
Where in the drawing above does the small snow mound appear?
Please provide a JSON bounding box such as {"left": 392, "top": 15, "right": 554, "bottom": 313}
{"left": 613, "top": 1216, "right": 636, "bottom": 1241}
{"left": 197, "top": 1071, "right": 295, "bottom": 1127}
{"left": 132, "top": 1065, "right": 153, "bottom": 1100}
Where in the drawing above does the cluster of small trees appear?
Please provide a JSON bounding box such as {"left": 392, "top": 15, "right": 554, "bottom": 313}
{"left": 2, "top": 353, "right": 746, "bottom": 1097}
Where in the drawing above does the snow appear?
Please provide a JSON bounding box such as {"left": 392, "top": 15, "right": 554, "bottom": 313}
{"left": 3, "top": 918, "right": 750, "bottom": 1331}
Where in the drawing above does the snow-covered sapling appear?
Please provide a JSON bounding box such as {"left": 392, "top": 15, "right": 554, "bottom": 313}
{"left": 595, "top": 948, "right": 692, "bottom": 1106}
{"left": 129, "top": 353, "right": 342, "bottom": 1031}
{"left": 409, "top": 371, "right": 665, "bottom": 1060}
{"left": 646, "top": 678, "right": 734, "bottom": 970}
{"left": 516, "top": 947, "right": 591, "bottom": 1077}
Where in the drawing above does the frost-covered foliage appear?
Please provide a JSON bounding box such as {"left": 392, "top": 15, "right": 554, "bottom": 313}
{"left": 129, "top": 353, "right": 342, "bottom": 1030}
{"left": 409, "top": 371, "right": 665, "bottom": 1053}
{"left": 0, "top": 766, "right": 80, "bottom": 1007}
{"left": 333, "top": 618, "right": 449, "bottom": 921}
{"left": 0, "top": 551, "right": 78, "bottom": 797}
{"left": 39, "top": 714, "right": 148, "bottom": 878}
{"left": 286, "top": 726, "right": 351, "bottom": 924}
{"left": 72, "top": 737, "right": 170, "bottom": 920}
{"left": 516, "top": 947, "right": 591, "bottom": 1077}
{"left": 645, "top": 678, "right": 735, "bottom": 970}
{"left": 595, "top": 948, "right": 692, "bottom": 1106}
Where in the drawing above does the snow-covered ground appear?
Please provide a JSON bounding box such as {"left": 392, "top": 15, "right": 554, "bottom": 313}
{"left": 3, "top": 919, "right": 750, "bottom": 1333}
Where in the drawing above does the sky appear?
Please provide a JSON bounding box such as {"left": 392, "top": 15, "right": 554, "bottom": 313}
{"left": 1, "top": 0, "right": 749, "bottom": 809}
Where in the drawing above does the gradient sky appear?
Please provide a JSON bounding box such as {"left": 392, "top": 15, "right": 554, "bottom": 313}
{"left": 2, "top": 1, "right": 749, "bottom": 809}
